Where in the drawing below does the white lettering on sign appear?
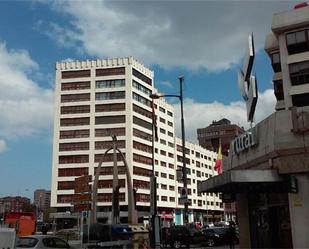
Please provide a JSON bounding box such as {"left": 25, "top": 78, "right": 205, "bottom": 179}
{"left": 232, "top": 131, "right": 257, "bottom": 155}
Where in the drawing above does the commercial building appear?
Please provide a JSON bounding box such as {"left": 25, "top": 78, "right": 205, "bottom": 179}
{"left": 0, "top": 196, "right": 31, "bottom": 213}
{"left": 51, "top": 57, "right": 222, "bottom": 226}
{"left": 197, "top": 119, "right": 244, "bottom": 221}
{"left": 197, "top": 118, "right": 244, "bottom": 156}
{"left": 33, "top": 189, "right": 51, "bottom": 211}
{"left": 198, "top": 4, "right": 309, "bottom": 248}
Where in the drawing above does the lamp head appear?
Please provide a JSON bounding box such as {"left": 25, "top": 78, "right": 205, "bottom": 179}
{"left": 149, "top": 93, "right": 164, "bottom": 99}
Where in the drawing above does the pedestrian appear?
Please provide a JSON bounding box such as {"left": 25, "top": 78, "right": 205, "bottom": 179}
{"left": 228, "top": 221, "right": 236, "bottom": 249}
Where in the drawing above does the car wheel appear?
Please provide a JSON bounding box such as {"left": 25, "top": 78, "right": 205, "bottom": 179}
{"left": 206, "top": 238, "right": 215, "bottom": 247}
{"left": 173, "top": 240, "right": 182, "bottom": 248}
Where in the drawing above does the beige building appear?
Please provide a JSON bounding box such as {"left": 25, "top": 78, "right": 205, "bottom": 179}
{"left": 34, "top": 189, "right": 51, "bottom": 211}
{"left": 51, "top": 57, "right": 222, "bottom": 226}
{"left": 199, "top": 4, "right": 309, "bottom": 248}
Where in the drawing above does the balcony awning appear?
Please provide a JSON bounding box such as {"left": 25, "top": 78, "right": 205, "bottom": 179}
{"left": 198, "top": 170, "right": 288, "bottom": 194}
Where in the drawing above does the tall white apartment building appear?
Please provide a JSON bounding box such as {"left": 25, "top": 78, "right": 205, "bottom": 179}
{"left": 51, "top": 57, "right": 222, "bottom": 225}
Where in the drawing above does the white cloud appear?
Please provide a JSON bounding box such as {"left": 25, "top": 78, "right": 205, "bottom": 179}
{"left": 42, "top": 0, "right": 296, "bottom": 71}
{"left": 172, "top": 89, "right": 276, "bottom": 143}
{"left": 159, "top": 81, "right": 174, "bottom": 88}
{"left": 0, "top": 140, "right": 7, "bottom": 153}
{"left": 0, "top": 42, "right": 53, "bottom": 139}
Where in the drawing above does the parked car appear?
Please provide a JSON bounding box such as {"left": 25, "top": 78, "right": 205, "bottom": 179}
{"left": 16, "top": 235, "right": 71, "bottom": 248}
{"left": 203, "top": 227, "right": 239, "bottom": 247}
{"left": 161, "top": 225, "right": 205, "bottom": 248}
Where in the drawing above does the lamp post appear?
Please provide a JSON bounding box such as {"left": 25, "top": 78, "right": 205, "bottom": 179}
{"left": 150, "top": 76, "right": 189, "bottom": 225}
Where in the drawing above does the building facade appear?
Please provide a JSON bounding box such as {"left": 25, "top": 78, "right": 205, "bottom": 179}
{"left": 0, "top": 196, "right": 31, "bottom": 213}
{"left": 197, "top": 118, "right": 244, "bottom": 156}
{"left": 34, "top": 189, "right": 51, "bottom": 211}
{"left": 199, "top": 4, "right": 309, "bottom": 248}
{"left": 51, "top": 57, "right": 222, "bottom": 225}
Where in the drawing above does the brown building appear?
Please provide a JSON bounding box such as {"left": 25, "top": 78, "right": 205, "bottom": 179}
{"left": 34, "top": 189, "right": 51, "bottom": 211}
{"left": 197, "top": 118, "right": 244, "bottom": 156}
{"left": 0, "top": 196, "right": 31, "bottom": 213}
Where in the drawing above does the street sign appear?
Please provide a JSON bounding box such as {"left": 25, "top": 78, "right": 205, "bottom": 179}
{"left": 74, "top": 185, "right": 92, "bottom": 194}
{"left": 74, "top": 175, "right": 92, "bottom": 184}
{"left": 74, "top": 203, "right": 91, "bottom": 212}
{"left": 179, "top": 187, "right": 189, "bottom": 204}
{"left": 73, "top": 193, "right": 92, "bottom": 203}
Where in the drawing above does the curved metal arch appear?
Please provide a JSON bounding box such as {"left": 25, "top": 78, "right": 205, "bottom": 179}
{"left": 91, "top": 147, "right": 137, "bottom": 224}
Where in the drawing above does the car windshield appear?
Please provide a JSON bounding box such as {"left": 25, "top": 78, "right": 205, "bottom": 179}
{"left": 16, "top": 237, "right": 39, "bottom": 248}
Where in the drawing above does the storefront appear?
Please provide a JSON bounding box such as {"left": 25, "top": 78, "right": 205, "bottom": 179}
{"left": 198, "top": 109, "right": 309, "bottom": 248}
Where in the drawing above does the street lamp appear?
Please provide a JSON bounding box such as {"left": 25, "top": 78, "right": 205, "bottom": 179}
{"left": 150, "top": 76, "right": 189, "bottom": 225}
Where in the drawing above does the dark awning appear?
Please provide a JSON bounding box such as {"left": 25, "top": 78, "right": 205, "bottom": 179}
{"left": 198, "top": 170, "right": 289, "bottom": 193}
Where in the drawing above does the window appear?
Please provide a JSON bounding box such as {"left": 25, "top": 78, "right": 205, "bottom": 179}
{"left": 160, "top": 161, "right": 167, "bottom": 167}
{"left": 160, "top": 139, "right": 166, "bottom": 145}
{"left": 62, "top": 70, "right": 90, "bottom": 79}
{"left": 160, "top": 150, "right": 166, "bottom": 156}
{"left": 169, "top": 197, "right": 175, "bottom": 202}
{"left": 292, "top": 93, "right": 309, "bottom": 107}
{"left": 133, "top": 116, "right": 152, "bottom": 130}
{"left": 96, "top": 67, "right": 125, "bottom": 76}
{"left": 58, "top": 181, "right": 74, "bottom": 190}
{"left": 61, "top": 93, "right": 90, "bottom": 102}
{"left": 57, "top": 194, "right": 73, "bottom": 203}
{"left": 95, "top": 128, "right": 125, "bottom": 137}
{"left": 95, "top": 166, "right": 125, "bottom": 175}
{"left": 95, "top": 115, "right": 125, "bottom": 124}
{"left": 289, "top": 61, "right": 309, "bottom": 86}
{"left": 59, "top": 142, "right": 89, "bottom": 151}
{"left": 169, "top": 174, "right": 174, "bottom": 180}
{"left": 159, "top": 107, "right": 165, "bottom": 113}
{"left": 96, "top": 140, "right": 125, "bottom": 150}
{"left": 60, "top": 117, "right": 90, "bottom": 126}
{"left": 167, "top": 111, "right": 173, "bottom": 117}
{"left": 160, "top": 128, "right": 166, "bottom": 134}
{"left": 95, "top": 91, "right": 125, "bottom": 100}
{"left": 271, "top": 52, "right": 281, "bottom": 73}
{"left": 133, "top": 80, "right": 152, "bottom": 95}
{"left": 133, "top": 104, "right": 152, "bottom": 119}
{"left": 133, "top": 153, "right": 152, "bottom": 165}
{"left": 161, "top": 184, "right": 167, "bottom": 190}
{"left": 159, "top": 117, "right": 166, "bottom": 123}
{"left": 286, "top": 29, "right": 309, "bottom": 54}
{"left": 132, "top": 68, "right": 152, "bottom": 86}
{"left": 133, "top": 128, "right": 152, "bottom": 142}
{"left": 273, "top": 80, "right": 284, "bottom": 101}
{"left": 161, "top": 172, "right": 167, "bottom": 178}
{"left": 168, "top": 163, "right": 174, "bottom": 169}
{"left": 161, "top": 196, "right": 168, "bottom": 201}
{"left": 169, "top": 185, "right": 175, "bottom": 191}
{"left": 168, "top": 142, "right": 174, "bottom": 148}
{"left": 133, "top": 179, "right": 150, "bottom": 189}
{"left": 96, "top": 103, "right": 125, "bottom": 112}
{"left": 168, "top": 152, "right": 173, "bottom": 158}
{"left": 133, "top": 141, "right": 152, "bottom": 153}
{"left": 61, "top": 105, "right": 90, "bottom": 114}
{"left": 61, "top": 81, "right": 90, "bottom": 90}
{"left": 59, "top": 155, "right": 89, "bottom": 164}
{"left": 136, "top": 193, "right": 150, "bottom": 202}
{"left": 133, "top": 92, "right": 151, "bottom": 107}
{"left": 168, "top": 121, "right": 173, "bottom": 127}
{"left": 60, "top": 129, "right": 90, "bottom": 139}
{"left": 58, "top": 167, "right": 88, "bottom": 177}
{"left": 95, "top": 153, "right": 125, "bottom": 163}
{"left": 96, "top": 79, "right": 125, "bottom": 88}
{"left": 168, "top": 131, "right": 173, "bottom": 137}
{"left": 99, "top": 179, "right": 125, "bottom": 188}
{"left": 133, "top": 166, "right": 152, "bottom": 177}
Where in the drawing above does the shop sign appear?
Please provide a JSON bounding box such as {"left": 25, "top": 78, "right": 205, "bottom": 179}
{"left": 232, "top": 130, "right": 257, "bottom": 155}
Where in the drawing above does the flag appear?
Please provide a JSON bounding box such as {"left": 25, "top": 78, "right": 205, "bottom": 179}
{"left": 214, "top": 145, "right": 222, "bottom": 175}
{"left": 151, "top": 101, "right": 158, "bottom": 141}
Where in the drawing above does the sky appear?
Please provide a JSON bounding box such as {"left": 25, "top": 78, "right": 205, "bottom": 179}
{"left": 0, "top": 0, "right": 298, "bottom": 199}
